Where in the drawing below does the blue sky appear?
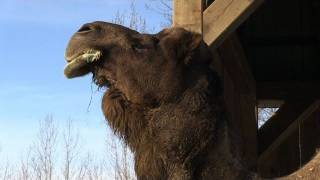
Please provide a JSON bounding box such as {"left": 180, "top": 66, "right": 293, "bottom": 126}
{"left": 0, "top": 0, "right": 167, "bottom": 162}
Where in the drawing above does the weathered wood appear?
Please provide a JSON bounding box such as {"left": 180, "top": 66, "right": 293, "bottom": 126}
{"left": 173, "top": 0, "right": 203, "bottom": 33}
{"left": 203, "top": 0, "right": 263, "bottom": 48}
{"left": 216, "top": 34, "right": 258, "bottom": 169}
{"left": 257, "top": 81, "right": 320, "bottom": 100}
{"left": 259, "top": 100, "right": 320, "bottom": 162}
{"left": 238, "top": 0, "right": 320, "bottom": 82}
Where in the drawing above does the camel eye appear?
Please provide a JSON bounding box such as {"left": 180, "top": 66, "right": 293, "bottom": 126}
{"left": 152, "top": 37, "right": 159, "bottom": 45}
{"left": 132, "top": 44, "right": 146, "bottom": 52}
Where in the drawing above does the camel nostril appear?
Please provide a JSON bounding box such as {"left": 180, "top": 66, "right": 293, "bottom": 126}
{"left": 77, "top": 25, "right": 94, "bottom": 33}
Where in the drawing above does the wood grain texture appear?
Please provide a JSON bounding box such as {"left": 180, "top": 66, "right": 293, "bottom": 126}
{"left": 203, "top": 0, "right": 263, "bottom": 48}
{"left": 173, "top": 0, "right": 203, "bottom": 33}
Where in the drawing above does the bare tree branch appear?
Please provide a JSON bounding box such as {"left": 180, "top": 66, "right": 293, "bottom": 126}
{"left": 258, "top": 108, "right": 279, "bottom": 128}
{"left": 145, "top": 0, "right": 172, "bottom": 27}
{"left": 30, "top": 115, "right": 57, "bottom": 180}
{"left": 62, "top": 120, "right": 79, "bottom": 180}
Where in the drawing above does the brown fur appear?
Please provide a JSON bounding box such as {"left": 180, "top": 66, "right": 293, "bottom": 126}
{"left": 64, "top": 22, "right": 319, "bottom": 180}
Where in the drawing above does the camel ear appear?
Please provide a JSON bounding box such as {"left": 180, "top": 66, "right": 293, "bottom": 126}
{"left": 157, "top": 28, "right": 203, "bottom": 64}
{"left": 187, "top": 33, "right": 203, "bottom": 52}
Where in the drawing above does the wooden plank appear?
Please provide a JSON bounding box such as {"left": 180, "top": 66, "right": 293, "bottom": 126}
{"left": 259, "top": 100, "right": 320, "bottom": 163}
{"left": 173, "top": 0, "right": 203, "bottom": 33}
{"left": 203, "top": 0, "right": 263, "bottom": 48}
{"left": 257, "top": 81, "right": 320, "bottom": 100}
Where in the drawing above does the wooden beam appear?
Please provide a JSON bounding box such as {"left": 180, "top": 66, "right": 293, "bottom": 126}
{"left": 259, "top": 99, "right": 319, "bottom": 155}
{"left": 257, "top": 81, "right": 320, "bottom": 100}
{"left": 173, "top": 0, "right": 203, "bottom": 33}
{"left": 203, "top": 0, "right": 263, "bottom": 48}
{"left": 258, "top": 100, "right": 320, "bottom": 163}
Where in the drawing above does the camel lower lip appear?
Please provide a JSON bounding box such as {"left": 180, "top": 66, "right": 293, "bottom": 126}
{"left": 64, "top": 57, "right": 90, "bottom": 78}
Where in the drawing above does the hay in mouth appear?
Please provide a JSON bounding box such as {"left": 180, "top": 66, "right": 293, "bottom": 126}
{"left": 64, "top": 49, "right": 102, "bottom": 78}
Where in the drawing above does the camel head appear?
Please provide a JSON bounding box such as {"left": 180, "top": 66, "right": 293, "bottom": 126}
{"left": 64, "top": 21, "right": 209, "bottom": 106}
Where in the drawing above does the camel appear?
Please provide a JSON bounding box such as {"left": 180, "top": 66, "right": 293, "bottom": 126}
{"left": 64, "top": 21, "right": 320, "bottom": 180}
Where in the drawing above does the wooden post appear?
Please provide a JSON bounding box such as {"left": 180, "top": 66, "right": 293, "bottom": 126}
{"left": 173, "top": 0, "right": 203, "bottom": 33}
{"left": 173, "top": 0, "right": 261, "bottom": 171}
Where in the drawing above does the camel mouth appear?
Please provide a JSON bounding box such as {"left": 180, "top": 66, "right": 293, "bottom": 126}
{"left": 64, "top": 49, "right": 102, "bottom": 79}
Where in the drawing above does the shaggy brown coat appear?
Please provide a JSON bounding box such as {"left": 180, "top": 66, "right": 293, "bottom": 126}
{"left": 64, "top": 22, "right": 319, "bottom": 180}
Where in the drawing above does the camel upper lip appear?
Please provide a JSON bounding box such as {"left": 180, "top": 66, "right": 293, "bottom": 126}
{"left": 65, "top": 55, "right": 76, "bottom": 63}
{"left": 64, "top": 51, "right": 80, "bottom": 63}
{"left": 65, "top": 55, "right": 79, "bottom": 64}
{"left": 65, "top": 49, "right": 102, "bottom": 63}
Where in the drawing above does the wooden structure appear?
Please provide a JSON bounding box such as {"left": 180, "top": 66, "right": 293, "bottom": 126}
{"left": 173, "top": 0, "right": 320, "bottom": 178}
